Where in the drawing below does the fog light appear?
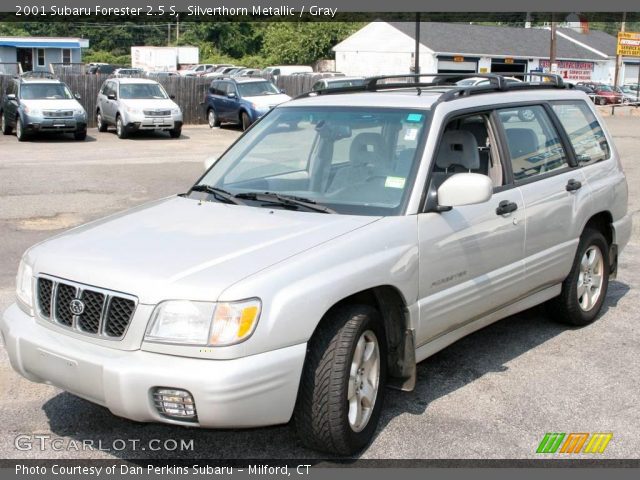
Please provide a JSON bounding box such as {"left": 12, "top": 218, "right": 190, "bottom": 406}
{"left": 152, "top": 388, "right": 197, "bottom": 421}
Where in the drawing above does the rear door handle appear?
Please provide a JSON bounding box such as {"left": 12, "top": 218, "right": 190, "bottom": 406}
{"left": 566, "top": 179, "right": 582, "bottom": 192}
{"left": 496, "top": 200, "right": 518, "bottom": 216}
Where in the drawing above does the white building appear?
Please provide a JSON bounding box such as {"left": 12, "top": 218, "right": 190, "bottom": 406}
{"left": 334, "top": 22, "right": 639, "bottom": 85}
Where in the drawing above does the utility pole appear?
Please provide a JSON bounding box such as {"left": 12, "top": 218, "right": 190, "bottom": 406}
{"left": 168, "top": 23, "right": 171, "bottom": 46}
{"left": 549, "top": 15, "right": 557, "bottom": 75}
{"left": 176, "top": 14, "right": 180, "bottom": 44}
{"left": 414, "top": 13, "right": 420, "bottom": 80}
{"left": 613, "top": 12, "right": 626, "bottom": 88}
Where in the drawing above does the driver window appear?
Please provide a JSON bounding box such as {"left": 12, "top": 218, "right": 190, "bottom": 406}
{"left": 430, "top": 114, "right": 504, "bottom": 192}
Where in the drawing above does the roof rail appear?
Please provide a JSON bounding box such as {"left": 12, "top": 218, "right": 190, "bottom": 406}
{"left": 19, "top": 71, "right": 58, "bottom": 80}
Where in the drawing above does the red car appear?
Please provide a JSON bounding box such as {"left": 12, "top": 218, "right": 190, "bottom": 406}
{"left": 589, "top": 84, "right": 624, "bottom": 105}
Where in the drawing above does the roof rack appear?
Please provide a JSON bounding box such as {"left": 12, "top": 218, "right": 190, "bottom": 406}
{"left": 295, "top": 72, "right": 567, "bottom": 101}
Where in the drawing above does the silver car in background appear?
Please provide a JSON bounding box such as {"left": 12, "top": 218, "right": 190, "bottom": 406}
{"left": 95, "top": 78, "right": 183, "bottom": 138}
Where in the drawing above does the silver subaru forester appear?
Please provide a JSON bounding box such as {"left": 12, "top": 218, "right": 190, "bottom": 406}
{"left": 1, "top": 74, "right": 632, "bottom": 455}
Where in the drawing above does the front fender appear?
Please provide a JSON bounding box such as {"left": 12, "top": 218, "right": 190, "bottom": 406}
{"left": 219, "top": 216, "right": 420, "bottom": 356}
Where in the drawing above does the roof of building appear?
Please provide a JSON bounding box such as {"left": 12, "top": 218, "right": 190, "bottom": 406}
{"left": 388, "top": 22, "right": 614, "bottom": 61}
{"left": 0, "top": 36, "right": 89, "bottom": 49}
{"left": 556, "top": 27, "right": 617, "bottom": 56}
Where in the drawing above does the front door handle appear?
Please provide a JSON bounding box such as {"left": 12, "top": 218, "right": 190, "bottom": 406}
{"left": 566, "top": 179, "right": 582, "bottom": 192}
{"left": 496, "top": 200, "right": 518, "bottom": 216}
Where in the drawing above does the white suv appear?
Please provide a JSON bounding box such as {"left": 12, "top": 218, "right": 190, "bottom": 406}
{"left": 1, "top": 74, "right": 632, "bottom": 455}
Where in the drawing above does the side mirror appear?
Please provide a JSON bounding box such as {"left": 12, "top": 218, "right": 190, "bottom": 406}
{"left": 7, "top": 94, "right": 16, "bottom": 101}
{"left": 169, "top": 94, "right": 176, "bottom": 100}
{"left": 107, "top": 93, "right": 116, "bottom": 100}
{"left": 74, "top": 93, "right": 81, "bottom": 100}
{"left": 280, "top": 89, "right": 286, "bottom": 94}
{"left": 436, "top": 173, "right": 493, "bottom": 210}
{"left": 227, "top": 92, "right": 237, "bottom": 99}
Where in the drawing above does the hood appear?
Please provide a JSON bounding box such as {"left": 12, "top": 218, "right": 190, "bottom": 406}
{"left": 119, "top": 98, "right": 179, "bottom": 110}
{"left": 244, "top": 93, "right": 291, "bottom": 108}
{"left": 22, "top": 99, "right": 84, "bottom": 113}
{"left": 31, "top": 196, "right": 379, "bottom": 304}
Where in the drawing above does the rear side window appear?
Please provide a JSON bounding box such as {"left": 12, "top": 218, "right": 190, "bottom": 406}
{"left": 497, "top": 105, "right": 569, "bottom": 181}
{"left": 551, "top": 101, "right": 610, "bottom": 166}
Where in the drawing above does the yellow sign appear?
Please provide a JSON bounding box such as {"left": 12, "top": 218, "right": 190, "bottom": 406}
{"left": 505, "top": 58, "right": 515, "bottom": 64}
{"left": 453, "top": 56, "right": 465, "bottom": 62}
{"left": 617, "top": 32, "right": 640, "bottom": 56}
{"left": 479, "top": 67, "right": 489, "bottom": 73}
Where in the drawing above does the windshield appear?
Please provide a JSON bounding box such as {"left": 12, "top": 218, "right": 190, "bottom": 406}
{"left": 598, "top": 85, "right": 613, "bottom": 92}
{"left": 20, "top": 83, "right": 73, "bottom": 100}
{"left": 196, "top": 107, "right": 429, "bottom": 216}
{"left": 237, "top": 81, "right": 280, "bottom": 97}
{"left": 119, "top": 83, "right": 168, "bottom": 99}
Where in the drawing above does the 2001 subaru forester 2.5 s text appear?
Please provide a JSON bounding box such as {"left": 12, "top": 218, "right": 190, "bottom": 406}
{"left": 0, "top": 74, "right": 632, "bottom": 455}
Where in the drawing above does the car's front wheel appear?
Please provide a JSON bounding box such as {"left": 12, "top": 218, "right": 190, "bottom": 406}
{"left": 16, "top": 116, "right": 27, "bottom": 142}
{"left": 115, "top": 115, "right": 127, "bottom": 139}
{"left": 549, "top": 228, "right": 610, "bottom": 326}
{"left": 74, "top": 130, "right": 87, "bottom": 141}
{"left": 294, "top": 305, "right": 387, "bottom": 455}
{"left": 169, "top": 127, "right": 181, "bottom": 138}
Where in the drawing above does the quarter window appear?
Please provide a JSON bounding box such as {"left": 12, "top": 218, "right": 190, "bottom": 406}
{"left": 497, "top": 105, "right": 569, "bottom": 181}
{"left": 551, "top": 101, "right": 610, "bottom": 166}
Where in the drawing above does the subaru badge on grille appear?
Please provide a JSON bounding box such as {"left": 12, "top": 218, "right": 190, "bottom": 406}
{"left": 69, "top": 298, "right": 85, "bottom": 315}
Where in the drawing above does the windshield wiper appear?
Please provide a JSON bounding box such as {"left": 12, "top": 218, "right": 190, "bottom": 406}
{"left": 235, "top": 192, "right": 335, "bottom": 214}
{"left": 190, "top": 185, "right": 246, "bottom": 205}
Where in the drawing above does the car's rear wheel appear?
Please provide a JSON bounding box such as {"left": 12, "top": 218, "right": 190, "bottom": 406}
{"left": 549, "top": 229, "right": 609, "bottom": 326}
{"left": 1, "top": 112, "right": 12, "bottom": 135}
{"left": 115, "top": 115, "right": 127, "bottom": 139}
{"left": 294, "top": 305, "right": 387, "bottom": 455}
{"left": 96, "top": 111, "right": 108, "bottom": 132}
{"left": 16, "top": 116, "right": 27, "bottom": 142}
{"left": 241, "top": 112, "right": 251, "bottom": 131}
{"left": 207, "top": 108, "right": 220, "bottom": 128}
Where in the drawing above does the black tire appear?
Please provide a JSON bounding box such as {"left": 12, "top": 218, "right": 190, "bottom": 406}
{"left": 74, "top": 131, "right": 87, "bottom": 141}
{"left": 1, "top": 112, "right": 12, "bottom": 135}
{"left": 207, "top": 108, "right": 220, "bottom": 128}
{"left": 16, "top": 116, "right": 27, "bottom": 142}
{"left": 548, "top": 229, "right": 610, "bottom": 326}
{"left": 169, "top": 128, "right": 181, "bottom": 138}
{"left": 597, "top": 97, "right": 606, "bottom": 106}
{"left": 96, "top": 110, "right": 108, "bottom": 132}
{"left": 115, "top": 115, "right": 127, "bottom": 139}
{"left": 294, "top": 305, "right": 387, "bottom": 455}
{"left": 241, "top": 111, "right": 251, "bottom": 131}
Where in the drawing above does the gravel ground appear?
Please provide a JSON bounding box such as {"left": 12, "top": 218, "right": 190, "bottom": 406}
{"left": 0, "top": 118, "right": 638, "bottom": 460}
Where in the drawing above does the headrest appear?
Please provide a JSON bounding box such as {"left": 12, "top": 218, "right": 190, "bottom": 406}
{"left": 505, "top": 128, "right": 539, "bottom": 158}
{"left": 435, "top": 130, "right": 480, "bottom": 170}
{"left": 349, "top": 132, "right": 385, "bottom": 165}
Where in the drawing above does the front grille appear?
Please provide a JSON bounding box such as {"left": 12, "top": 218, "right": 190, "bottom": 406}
{"left": 43, "top": 110, "right": 73, "bottom": 118}
{"left": 36, "top": 276, "right": 137, "bottom": 340}
{"left": 143, "top": 109, "right": 171, "bottom": 117}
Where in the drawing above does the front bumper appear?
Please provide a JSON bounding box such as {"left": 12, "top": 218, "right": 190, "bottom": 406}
{"left": 125, "top": 113, "right": 183, "bottom": 132}
{"left": 23, "top": 114, "right": 87, "bottom": 133}
{"left": 1, "top": 303, "right": 306, "bottom": 428}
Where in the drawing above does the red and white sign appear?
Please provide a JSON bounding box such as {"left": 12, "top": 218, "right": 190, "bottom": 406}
{"left": 540, "top": 60, "right": 594, "bottom": 81}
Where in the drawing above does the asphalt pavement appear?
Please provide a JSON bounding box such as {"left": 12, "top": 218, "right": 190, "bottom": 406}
{"left": 0, "top": 118, "right": 638, "bottom": 460}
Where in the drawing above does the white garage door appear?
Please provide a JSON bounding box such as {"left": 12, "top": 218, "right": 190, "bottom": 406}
{"left": 438, "top": 60, "right": 477, "bottom": 72}
{"left": 624, "top": 63, "right": 639, "bottom": 84}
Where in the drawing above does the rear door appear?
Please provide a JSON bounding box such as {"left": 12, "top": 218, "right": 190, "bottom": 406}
{"left": 4, "top": 81, "right": 19, "bottom": 126}
{"left": 495, "top": 104, "right": 591, "bottom": 290}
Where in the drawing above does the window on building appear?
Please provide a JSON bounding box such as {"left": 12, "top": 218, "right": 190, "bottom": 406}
{"left": 551, "top": 101, "right": 610, "bottom": 166}
{"left": 62, "top": 49, "right": 71, "bottom": 65}
{"left": 37, "top": 49, "right": 45, "bottom": 67}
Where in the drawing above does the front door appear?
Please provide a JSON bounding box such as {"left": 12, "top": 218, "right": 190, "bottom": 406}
{"left": 416, "top": 113, "right": 526, "bottom": 345}
{"left": 16, "top": 48, "right": 33, "bottom": 73}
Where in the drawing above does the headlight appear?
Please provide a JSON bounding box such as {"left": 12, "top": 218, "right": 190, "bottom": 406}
{"left": 23, "top": 105, "right": 40, "bottom": 115}
{"left": 16, "top": 257, "right": 34, "bottom": 309}
{"left": 74, "top": 109, "right": 86, "bottom": 116}
{"left": 171, "top": 108, "right": 181, "bottom": 115}
{"left": 125, "top": 106, "right": 141, "bottom": 115}
{"left": 145, "top": 298, "right": 261, "bottom": 346}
